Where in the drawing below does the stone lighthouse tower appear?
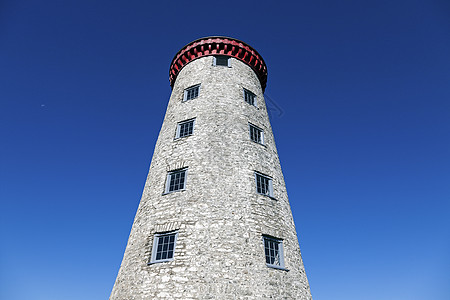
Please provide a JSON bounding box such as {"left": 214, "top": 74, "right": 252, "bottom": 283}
{"left": 110, "top": 37, "right": 312, "bottom": 299}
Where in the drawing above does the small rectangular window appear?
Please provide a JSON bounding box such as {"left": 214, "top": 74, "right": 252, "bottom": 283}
{"left": 176, "top": 119, "right": 195, "bottom": 139}
{"left": 150, "top": 231, "right": 178, "bottom": 264}
{"left": 263, "top": 236, "right": 285, "bottom": 269}
{"left": 243, "top": 88, "right": 256, "bottom": 106}
{"left": 214, "top": 56, "right": 230, "bottom": 67}
{"left": 255, "top": 172, "right": 273, "bottom": 197}
{"left": 184, "top": 85, "right": 200, "bottom": 101}
{"left": 249, "top": 123, "right": 264, "bottom": 145}
{"left": 166, "top": 168, "right": 187, "bottom": 193}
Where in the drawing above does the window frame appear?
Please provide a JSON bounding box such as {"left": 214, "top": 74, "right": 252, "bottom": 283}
{"left": 243, "top": 88, "right": 257, "bottom": 106}
{"left": 262, "top": 235, "right": 287, "bottom": 270}
{"left": 213, "top": 55, "right": 231, "bottom": 67}
{"left": 183, "top": 84, "right": 200, "bottom": 101}
{"left": 164, "top": 168, "right": 188, "bottom": 194}
{"left": 175, "top": 118, "right": 196, "bottom": 139}
{"left": 149, "top": 231, "right": 179, "bottom": 264}
{"left": 249, "top": 123, "right": 264, "bottom": 145}
{"left": 254, "top": 171, "right": 274, "bottom": 198}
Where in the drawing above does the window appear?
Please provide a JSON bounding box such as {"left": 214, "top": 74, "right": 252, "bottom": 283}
{"left": 263, "top": 236, "right": 285, "bottom": 269}
{"left": 165, "top": 168, "right": 187, "bottom": 193}
{"left": 249, "top": 123, "right": 264, "bottom": 145}
{"left": 243, "top": 88, "right": 256, "bottom": 106}
{"left": 150, "top": 231, "right": 178, "bottom": 264}
{"left": 184, "top": 85, "right": 200, "bottom": 101}
{"left": 176, "top": 119, "right": 195, "bottom": 139}
{"left": 213, "top": 55, "right": 230, "bottom": 67}
{"left": 255, "top": 172, "right": 273, "bottom": 197}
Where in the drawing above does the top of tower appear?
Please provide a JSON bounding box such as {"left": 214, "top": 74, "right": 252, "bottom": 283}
{"left": 169, "top": 36, "right": 268, "bottom": 91}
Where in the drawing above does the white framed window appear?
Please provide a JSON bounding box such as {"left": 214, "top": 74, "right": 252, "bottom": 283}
{"left": 249, "top": 123, "right": 264, "bottom": 145}
{"left": 243, "top": 88, "right": 256, "bottom": 106}
{"left": 176, "top": 118, "right": 195, "bottom": 139}
{"left": 149, "top": 231, "right": 178, "bottom": 264}
{"left": 165, "top": 168, "right": 187, "bottom": 193}
{"left": 184, "top": 84, "right": 200, "bottom": 101}
{"left": 255, "top": 172, "right": 273, "bottom": 197}
{"left": 263, "top": 235, "right": 285, "bottom": 269}
{"left": 213, "top": 55, "right": 231, "bottom": 67}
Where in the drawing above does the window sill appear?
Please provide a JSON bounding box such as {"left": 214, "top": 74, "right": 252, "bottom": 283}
{"left": 174, "top": 134, "right": 193, "bottom": 141}
{"left": 148, "top": 258, "right": 174, "bottom": 265}
{"left": 162, "top": 189, "right": 186, "bottom": 196}
{"left": 257, "top": 193, "right": 277, "bottom": 201}
{"left": 182, "top": 98, "right": 198, "bottom": 102}
{"left": 251, "top": 140, "right": 267, "bottom": 148}
{"left": 266, "top": 264, "right": 289, "bottom": 271}
{"left": 245, "top": 102, "right": 258, "bottom": 108}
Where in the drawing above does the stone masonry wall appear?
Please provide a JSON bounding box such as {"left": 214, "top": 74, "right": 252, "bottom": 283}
{"left": 110, "top": 56, "right": 312, "bottom": 299}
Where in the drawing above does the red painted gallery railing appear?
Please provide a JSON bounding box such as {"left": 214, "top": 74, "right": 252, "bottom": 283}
{"left": 169, "top": 36, "right": 268, "bottom": 91}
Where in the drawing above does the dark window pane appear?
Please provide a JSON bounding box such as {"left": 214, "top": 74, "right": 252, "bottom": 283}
{"left": 215, "top": 56, "right": 229, "bottom": 66}
{"left": 244, "top": 89, "right": 255, "bottom": 105}
{"left": 264, "top": 237, "right": 282, "bottom": 267}
{"left": 178, "top": 120, "right": 194, "bottom": 138}
{"left": 153, "top": 232, "right": 178, "bottom": 262}
{"left": 168, "top": 170, "right": 186, "bottom": 192}
{"left": 249, "top": 125, "right": 262, "bottom": 144}
{"left": 185, "top": 86, "right": 199, "bottom": 100}
{"left": 256, "top": 173, "right": 272, "bottom": 196}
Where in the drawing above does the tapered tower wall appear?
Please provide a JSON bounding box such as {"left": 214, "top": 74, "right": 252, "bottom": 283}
{"left": 110, "top": 37, "right": 312, "bottom": 300}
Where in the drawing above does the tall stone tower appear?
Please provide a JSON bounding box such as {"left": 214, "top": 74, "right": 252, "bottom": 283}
{"left": 110, "top": 37, "right": 312, "bottom": 299}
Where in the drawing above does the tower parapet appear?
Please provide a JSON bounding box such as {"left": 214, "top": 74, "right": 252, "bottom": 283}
{"left": 169, "top": 36, "right": 268, "bottom": 91}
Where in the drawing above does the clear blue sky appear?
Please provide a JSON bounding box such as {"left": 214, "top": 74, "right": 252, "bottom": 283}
{"left": 1, "top": 1, "right": 449, "bottom": 299}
